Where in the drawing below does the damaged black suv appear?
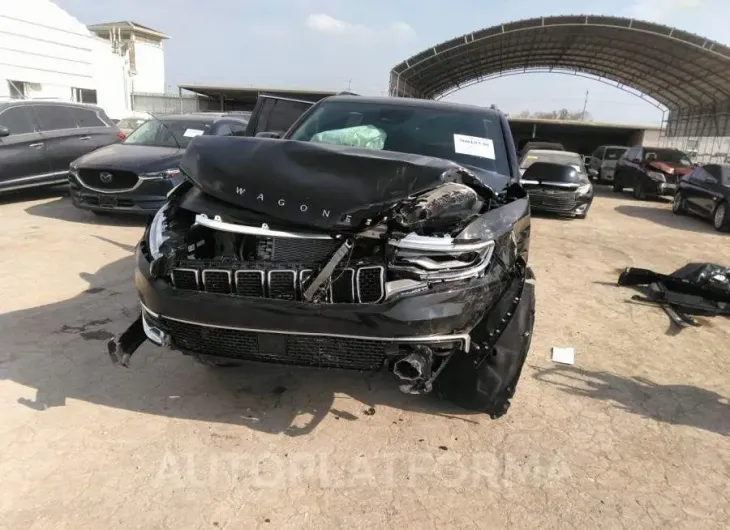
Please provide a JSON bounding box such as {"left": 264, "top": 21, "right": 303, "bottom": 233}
{"left": 110, "top": 95, "right": 535, "bottom": 417}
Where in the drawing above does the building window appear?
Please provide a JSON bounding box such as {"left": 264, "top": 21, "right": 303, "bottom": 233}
{"left": 8, "top": 80, "right": 27, "bottom": 99}
{"left": 72, "top": 88, "right": 98, "bottom": 104}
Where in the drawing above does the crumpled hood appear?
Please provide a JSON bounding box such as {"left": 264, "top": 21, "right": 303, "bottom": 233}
{"left": 179, "top": 136, "right": 505, "bottom": 231}
{"left": 648, "top": 161, "right": 693, "bottom": 176}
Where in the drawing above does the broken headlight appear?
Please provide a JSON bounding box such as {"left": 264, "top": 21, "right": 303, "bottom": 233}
{"left": 388, "top": 233, "right": 495, "bottom": 282}
{"left": 147, "top": 204, "right": 170, "bottom": 259}
{"left": 647, "top": 170, "right": 666, "bottom": 182}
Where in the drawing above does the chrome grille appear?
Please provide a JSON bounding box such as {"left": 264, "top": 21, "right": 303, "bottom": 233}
{"left": 527, "top": 189, "right": 577, "bottom": 212}
{"left": 172, "top": 265, "right": 385, "bottom": 304}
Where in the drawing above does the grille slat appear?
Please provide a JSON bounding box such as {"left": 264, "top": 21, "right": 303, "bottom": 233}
{"left": 164, "top": 319, "right": 387, "bottom": 370}
{"left": 235, "top": 270, "right": 265, "bottom": 297}
{"left": 202, "top": 270, "right": 232, "bottom": 294}
{"left": 171, "top": 265, "right": 385, "bottom": 304}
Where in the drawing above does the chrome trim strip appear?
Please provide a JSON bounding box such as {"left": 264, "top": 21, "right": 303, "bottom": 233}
{"left": 0, "top": 177, "right": 68, "bottom": 192}
{"left": 195, "top": 214, "right": 334, "bottom": 240}
{"left": 202, "top": 269, "right": 232, "bottom": 292}
{"left": 389, "top": 233, "right": 493, "bottom": 253}
{"left": 234, "top": 270, "right": 265, "bottom": 295}
{"left": 139, "top": 301, "right": 471, "bottom": 351}
{"left": 142, "top": 312, "right": 168, "bottom": 346}
{"left": 356, "top": 265, "right": 385, "bottom": 304}
{"left": 171, "top": 268, "right": 200, "bottom": 289}
{"left": 267, "top": 269, "right": 297, "bottom": 297}
{"left": 1, "top": 170, "right": 68, "bottom": 185}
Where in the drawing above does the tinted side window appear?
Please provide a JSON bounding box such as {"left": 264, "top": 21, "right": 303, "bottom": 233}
{"left": 213, "top": 123, "right": 234, "bottom": 136}
{"left": 231, "top": 123, "right": 247, "bottom": 136}
{"left": 34, "top": 105, "right": 78, "bottom": 131}
{"left": 0, "top": 106, "right": 36, "bottom": 134}
{"left": 74, "top": 108, "right": 106, "bottom": 128}
{"left": 251, "top": 98, "right": 312, "bottom": 136}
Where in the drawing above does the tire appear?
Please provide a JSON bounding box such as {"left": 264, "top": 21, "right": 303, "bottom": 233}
{"left": 632, "top": 180, "right": 647, "bottom": 200}
{"left": 672, "top": 192, "right": 686, "bottom": 215}
{"left": 612, "top": 173, "right": 623, "bottom": 192}
{"left": 713, "top": 201, "right": 730, "bottom": 232}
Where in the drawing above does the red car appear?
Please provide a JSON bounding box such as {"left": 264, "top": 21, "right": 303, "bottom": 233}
{"left": 612, "top": 146, "right": 694, "bottom": 199}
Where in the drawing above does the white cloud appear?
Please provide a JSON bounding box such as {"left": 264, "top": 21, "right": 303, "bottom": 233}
{"left": 622, "top": 0, "right": 703, "bottom": 21}
{"left": 305, "top": 13, "right": 415, "bottom": 41}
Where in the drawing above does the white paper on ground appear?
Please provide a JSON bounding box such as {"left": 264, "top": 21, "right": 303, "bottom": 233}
{"left": 551, "top": 347, "right": 575, "bottom": 365}
{"left": 453, "top": 134, "right": 496, "bottom": 159}
{"left": 183, "top": 128, "right": 204, "bottom": 138}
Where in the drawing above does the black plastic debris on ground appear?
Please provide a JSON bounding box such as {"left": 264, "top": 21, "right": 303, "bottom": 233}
{"left": 618, "top": 263, "right": 730, "bottom": 327}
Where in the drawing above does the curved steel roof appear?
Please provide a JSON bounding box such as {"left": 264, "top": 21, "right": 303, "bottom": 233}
{"left": 389, "top": 15, "right": 730, "bottom": 111}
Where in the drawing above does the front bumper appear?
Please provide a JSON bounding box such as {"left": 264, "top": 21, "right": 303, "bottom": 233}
{"left": 69, "top": 175, "right": 174, "bottom": 214}
{"left": 528, "top": 190, "right": 593, "bottom": 217}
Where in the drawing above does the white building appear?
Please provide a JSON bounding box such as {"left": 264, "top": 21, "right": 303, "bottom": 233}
{"left": 0, "top": 0, "right": 167, "bottom": 119}
{"left": 87, "top": 21, "right": 168, "bottom": 95}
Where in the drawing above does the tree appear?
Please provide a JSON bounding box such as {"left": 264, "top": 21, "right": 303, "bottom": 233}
{"left": 517, "top": 109, "right": 591, "bottom": 121}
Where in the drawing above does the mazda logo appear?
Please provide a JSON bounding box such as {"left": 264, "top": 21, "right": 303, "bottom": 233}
{"left": 100, "top": 172, "right": 113, "bottom": 184}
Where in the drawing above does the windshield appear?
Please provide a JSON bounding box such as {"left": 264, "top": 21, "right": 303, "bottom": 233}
{"left": 123, "top": 119, "right": 211, "bottom": 148}
{"left": 521, "top": 150, "right": 585, "bottom": 172}
{"left": 646, "top": 148, "right": 692, "bottom": 165}
{"left": 604, "top": 147, "right": 627, "bottom": 160}
{"left": 117, "top": 118, "right": 146, "bottom": 130}
{"left": 288, "top": 101, "right": 511, "bottom": 176}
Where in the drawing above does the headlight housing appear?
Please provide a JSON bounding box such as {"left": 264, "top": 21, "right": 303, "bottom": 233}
{"left": 148, "top": 204, "right": 170, "bottom": 259}
{"left": 388, "top": 233, "right": 495, "bottom": 282}
{"left": 576, "top": 183, "right": 592, "bottom": 196}
{"left": 139, "top": 168, "right": 181, "bottom": 180}
{"left": 646, "top": 170, "right": 666, "bottom": 182}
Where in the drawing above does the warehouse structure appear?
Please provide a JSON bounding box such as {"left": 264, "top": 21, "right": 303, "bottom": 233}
{"left": 389, "top": 15, "right": 730, "bottom": 161}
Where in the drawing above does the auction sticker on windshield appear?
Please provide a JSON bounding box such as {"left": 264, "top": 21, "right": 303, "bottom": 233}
{"left": 183, "top": 129, "right": 205, "bottom": 138}
{"left": 453, "top": 134, "right": 496, "bottom": 159}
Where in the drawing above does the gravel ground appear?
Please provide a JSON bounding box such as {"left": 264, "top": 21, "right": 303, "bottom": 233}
{"left": 0, "top": 186, "right": 728, "bottom": 529}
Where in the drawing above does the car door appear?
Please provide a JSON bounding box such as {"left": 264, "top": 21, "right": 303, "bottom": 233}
{"left": 691, "top": 165, "right": 724, "bottom": 215}
{"left": 244, "top": 95, "right": 314, "bottom": 137}
{"left": 625, "top": 147, "right": 643, "bottom": 188}
{"left": 0, "top": 104, "right": 51, "bottom": 190}
{"left": 615, "top": 148, "right": 634, "bottom": 187}
{"left": 32, "top": 104, "right": 92, "bottom": 173}
{"left": 73, "top": 106, "right": 120, "bottom": 149}
{"left": 590, "top": 147, "right": 604, "bottom": 173}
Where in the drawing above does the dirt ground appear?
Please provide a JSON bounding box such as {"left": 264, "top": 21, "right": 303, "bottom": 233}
{"left": 0, "top": 186, "right": 728, "bottom": 529}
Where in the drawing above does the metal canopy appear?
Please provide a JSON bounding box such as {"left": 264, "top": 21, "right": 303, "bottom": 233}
{"left": 389, "top": 15, "right": 730, "bottom": 112}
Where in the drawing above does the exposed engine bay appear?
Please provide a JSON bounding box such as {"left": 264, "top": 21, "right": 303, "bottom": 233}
{"left": 111, "top": 135, "right": 535, "bottom": 417}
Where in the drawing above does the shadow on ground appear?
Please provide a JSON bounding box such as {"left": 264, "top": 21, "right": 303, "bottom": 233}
{"left": 614, "top": 203, "right": 720, "bottom": 234}
{"left": 0, "top": 185, "right": 68, "bottom": 205}
{"left": 0, "top": 240, "right": 481, "bottom": 437}
{"left": 24, "top": 195, "right": 148, "bottom": 227}
{"left": 532, "top": 364, "right": 729, "bottom": 437}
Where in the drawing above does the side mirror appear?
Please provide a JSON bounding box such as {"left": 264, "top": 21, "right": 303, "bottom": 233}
{"left": 587, "top": 168, "right": 598, "bottom": 177}
{"left": 0, "top": 125, "right": 9, "bottom": 138}
{"left": 256, "top": 131, "right": 283, "bottom": 139}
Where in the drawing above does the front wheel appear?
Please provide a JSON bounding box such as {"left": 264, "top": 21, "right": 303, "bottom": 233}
{"left": 713, "top": 201, "right": 730, "bottom": 232}
{"left": 632, "top": 180, "right": 648, "bottom": 200}
{"left": 612, "top": 173, "right": 623, "bottom": 192}
{"left": 672, "top": 192, "right": 687, "bottom": 215}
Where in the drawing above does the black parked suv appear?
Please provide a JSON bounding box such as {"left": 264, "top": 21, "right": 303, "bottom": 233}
{"left": 110, "top": 95, "right": 536, "bottom": 417}
{"left": 69, "top": 113, "right": 249, "bottom": 215}
{"left": 0, "top": 100, "right": 121, "bottom": 193}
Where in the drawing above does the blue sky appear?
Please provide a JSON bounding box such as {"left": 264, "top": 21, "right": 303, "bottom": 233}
{"left": 55, "top": 0, "right": 727, "bottom": 126}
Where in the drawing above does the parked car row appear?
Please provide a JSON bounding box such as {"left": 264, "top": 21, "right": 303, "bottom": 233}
{"left": 0, "top": 99, "right": 123, "bottom": 193}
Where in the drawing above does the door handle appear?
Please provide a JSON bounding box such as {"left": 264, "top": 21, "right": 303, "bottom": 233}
{"left": 79, "top": 136, "right": 91, "bottom": 141}
{"left": 29, "top": 143, "right": 44, "bottom": 148}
